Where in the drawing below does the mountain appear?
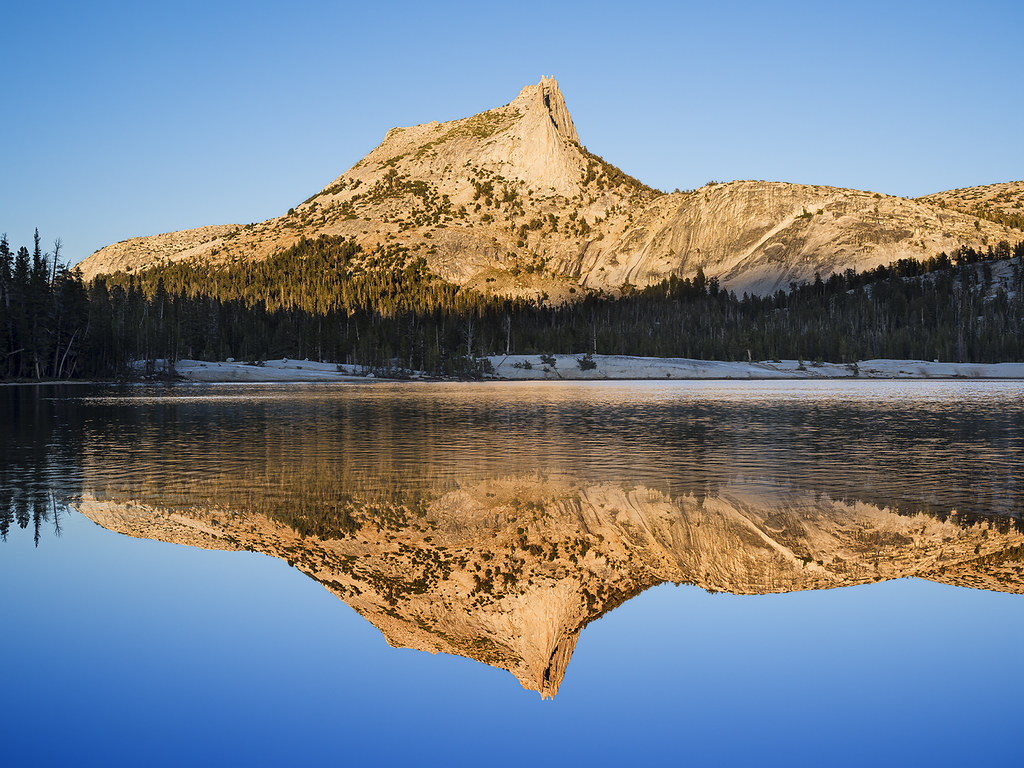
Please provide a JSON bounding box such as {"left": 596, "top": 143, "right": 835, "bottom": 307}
{"left": 78, "top": 78, "right": 1021, "bottom": 297}
{"left": 76, "top": 478, "right": 1024, "bottom": 698}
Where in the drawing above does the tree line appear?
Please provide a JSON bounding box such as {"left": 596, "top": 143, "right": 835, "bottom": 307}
{"left": 0, "top": 231, "right": 89, "bottom": 379}
{"left": 2, "top": 231, "right": 1023, "bottom": 380}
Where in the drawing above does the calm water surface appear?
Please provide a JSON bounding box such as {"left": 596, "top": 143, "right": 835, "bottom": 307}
{"left": 2, "top": 380, "right": 1023, "bottom": 766}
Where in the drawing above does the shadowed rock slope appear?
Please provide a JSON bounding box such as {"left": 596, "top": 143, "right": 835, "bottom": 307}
{"left": 78, "top": 78, "right": 1021, "bottom": 298}
{"left": 76, "top": 478, "right": 1024, "bottom": 698}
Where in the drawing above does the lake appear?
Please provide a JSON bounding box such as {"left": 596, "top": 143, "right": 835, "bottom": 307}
{"left": 2, "top": 380, "right": 1023, "bottom": 766}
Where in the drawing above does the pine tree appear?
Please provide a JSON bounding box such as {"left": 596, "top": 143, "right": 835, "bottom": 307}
{"left": 0, "top": 235, "right": 12, "bottom": 377}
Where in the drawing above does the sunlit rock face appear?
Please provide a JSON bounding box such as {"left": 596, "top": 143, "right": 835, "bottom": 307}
{"left": 76, "top": 78, "right": 1017, "bottom": 300}
{"left": 76, "top": 478, "right": 1024, "bottom": 698}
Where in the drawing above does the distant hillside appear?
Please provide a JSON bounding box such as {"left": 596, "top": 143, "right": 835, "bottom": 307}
{"left": 917, "top": 181, "right": 1024, "bottom": 232}
{"left": 78, "top": 78, "right": 1021, "bottom": 297}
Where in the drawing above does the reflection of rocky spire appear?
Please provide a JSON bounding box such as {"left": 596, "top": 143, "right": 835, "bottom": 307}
{"left": 540, "top": 631, "right": 579, "bottom": 699}
{"left": 76, "top": 479, "right": 1024, "bottom": 697}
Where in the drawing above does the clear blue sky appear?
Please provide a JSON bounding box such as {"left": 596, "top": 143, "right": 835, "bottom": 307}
{"left": 3, "top": 0, "right": 1022, "bottom": 266}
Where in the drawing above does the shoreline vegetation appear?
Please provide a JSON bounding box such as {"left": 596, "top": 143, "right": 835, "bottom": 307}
{"left": 2, "top": 231, "right": 1023, "bottom": 382}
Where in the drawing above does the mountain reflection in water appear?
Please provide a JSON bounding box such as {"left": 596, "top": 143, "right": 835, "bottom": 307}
{"left": 3, "top": 381, "right": 1023, "bottom": 697}
{"left": 74, "top": 478, "right": 1024, "bottom": 697}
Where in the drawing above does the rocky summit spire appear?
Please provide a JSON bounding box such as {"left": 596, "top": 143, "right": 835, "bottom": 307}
{"left": 538, "top": 76, "right": 579, "bottom": 145}
{"left": 511, "top": 76, "right": 580, "bottom": 147}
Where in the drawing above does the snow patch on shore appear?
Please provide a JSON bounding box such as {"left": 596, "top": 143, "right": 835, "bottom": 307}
{"left": 174, "top": 359, "right": 373, "bottom": 382}
{"left": 484, "top": 354, "right": 1024, "bottom": 380}
{"left": 156, "top": 355, "right": 1024, "bottom": 382}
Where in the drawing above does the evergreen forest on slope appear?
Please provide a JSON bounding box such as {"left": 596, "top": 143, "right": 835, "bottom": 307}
{"left": 2, "top": 230, "right": 1023, "bottom": 380}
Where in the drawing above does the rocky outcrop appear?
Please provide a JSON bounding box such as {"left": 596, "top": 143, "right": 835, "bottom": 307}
{"left": 916, "top": 181, "right": 1024, "bottom": 235}
{"left": 77, "top": 78, "right": 1021, "bottom": 298}
{"left": 918, "top": 180, "right": 1024, "bottom": 220}
{"left": 76, "top": 478, "right": 1024, "bottom": 698}
{"left": 578, "top": 181, "right": 1017, "bottom": 295}
{"left": 80, "top": 224, "right": 239, "bottom": 278}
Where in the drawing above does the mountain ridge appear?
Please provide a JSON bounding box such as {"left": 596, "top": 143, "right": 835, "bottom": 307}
{"left": 78, "top": 78, "right": 1022, "bottom": 297}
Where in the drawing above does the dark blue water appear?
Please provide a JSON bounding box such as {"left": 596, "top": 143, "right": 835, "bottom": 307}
{"left": 2, "top": 380, "right": 1023, "bottom": 766}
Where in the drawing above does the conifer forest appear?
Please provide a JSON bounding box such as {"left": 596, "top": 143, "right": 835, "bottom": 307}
{"left": 2, "top": 230, "right": 1022, "bottom": 380}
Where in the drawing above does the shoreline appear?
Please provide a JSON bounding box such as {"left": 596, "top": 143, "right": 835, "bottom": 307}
{"left": 6, "top": 355, "right": 1024, "bottom": 385}
{"left": 160, "top": 355, "right": 1024, "bottom": 383}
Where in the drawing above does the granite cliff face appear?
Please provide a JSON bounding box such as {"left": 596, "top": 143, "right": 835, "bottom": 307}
{"left": 77, "top": 79, "right": 1021, "bottom": 297}
{"left": 580, "top": 180, "right": 1024, "bottom": 294}
{"left": 76, "top": 478, "right": 1024, "bottom": 698}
